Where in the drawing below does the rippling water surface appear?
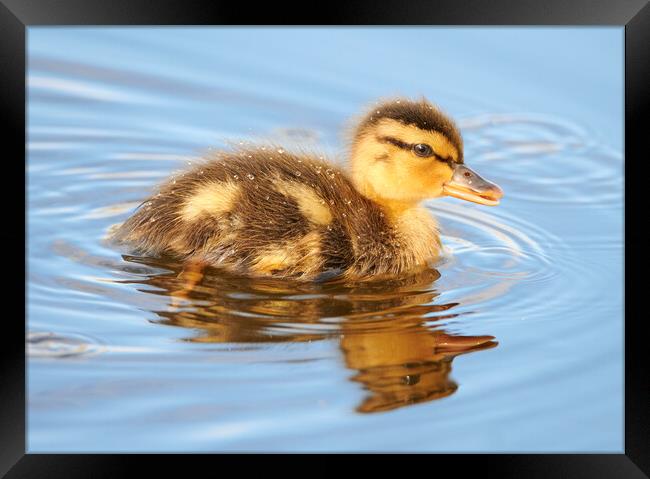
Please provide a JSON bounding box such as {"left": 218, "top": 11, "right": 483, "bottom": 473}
{"left": 27, "top": 28, "right": 623, "bottom": 452}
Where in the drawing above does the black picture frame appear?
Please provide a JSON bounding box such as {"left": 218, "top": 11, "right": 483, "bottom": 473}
{"left": 3, "top": 0, "right": 646, "bottom": 476}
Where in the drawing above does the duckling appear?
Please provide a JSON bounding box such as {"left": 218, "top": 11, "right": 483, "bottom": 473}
{"left": 112, "top": 97, "right": 503, "bottom": 280}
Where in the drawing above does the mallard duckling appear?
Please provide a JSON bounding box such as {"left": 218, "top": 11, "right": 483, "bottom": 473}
{"left": 112, "top": 97, "right": 503, "bottom": 280}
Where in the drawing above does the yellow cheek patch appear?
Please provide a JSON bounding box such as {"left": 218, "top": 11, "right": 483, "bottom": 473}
{"left": 352, "top": 140, "right": 455, "bottom": 203}
{"left": 180, "top": 181, "right": 240, "bottom": 221}
{"left": 374, "top": 119, "right": 459, "bottom": 161}
{"left": 274, "top": 180, "right": 332, "bottom": 225}
{"left": 417, "top": 159, "right": 454, "bottom": 183}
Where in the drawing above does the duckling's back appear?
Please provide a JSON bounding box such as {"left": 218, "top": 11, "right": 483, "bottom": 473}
{"left": 112, "top": 148, "right": 415, "bottom": 279}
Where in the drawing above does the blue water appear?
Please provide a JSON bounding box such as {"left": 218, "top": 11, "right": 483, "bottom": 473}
{"left": 27, "top": 27, "right": 623, "bottom": 452}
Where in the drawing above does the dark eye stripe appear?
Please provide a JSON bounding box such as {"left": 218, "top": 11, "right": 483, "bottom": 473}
{"left": 377, "top": 135, "right": 458, "bottom": 165}
{"left": 377, "top": 135, "right": 411, "bottom": 150}
{"left": 434, "top": 154, "right": 455, "bottom": 167}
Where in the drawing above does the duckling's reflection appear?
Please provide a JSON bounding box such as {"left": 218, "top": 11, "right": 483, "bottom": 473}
{"left": 120, "top": 255, "right": 497, "bottom": 414}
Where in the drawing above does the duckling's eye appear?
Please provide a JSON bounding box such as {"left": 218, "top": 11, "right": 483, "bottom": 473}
{"left": 413, "top": 143, "right": 433, "bottom": 157}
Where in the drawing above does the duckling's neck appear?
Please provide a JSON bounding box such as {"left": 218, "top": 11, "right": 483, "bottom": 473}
{"left": 381, "top": 201, "right": 441, "bottom": 273}
{"left": 355, "top": 186, "right": 442, "bottom": 269}
{"left": 352, "top": 176, "right": 423, "bottom": 218}
{"left": 378, "top": 198, "right": 421, "bottom": 218}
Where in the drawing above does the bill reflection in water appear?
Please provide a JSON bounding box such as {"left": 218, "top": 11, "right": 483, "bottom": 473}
{"left": 119, "top": 256, "right": 497, "bottom": 414}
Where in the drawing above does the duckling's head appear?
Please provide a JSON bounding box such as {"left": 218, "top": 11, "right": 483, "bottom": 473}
{"left": 349, "top": 98, "right": 503, "bottom": 210}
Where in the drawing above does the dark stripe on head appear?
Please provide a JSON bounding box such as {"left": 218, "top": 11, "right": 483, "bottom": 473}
{"left": 377, "top": 135, "right": 459, "bottom": 167}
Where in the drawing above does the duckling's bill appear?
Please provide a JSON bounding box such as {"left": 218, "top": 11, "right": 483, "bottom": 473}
{"left": 442, "top": 164, "right": 503, "bottom": 206}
